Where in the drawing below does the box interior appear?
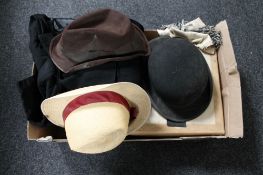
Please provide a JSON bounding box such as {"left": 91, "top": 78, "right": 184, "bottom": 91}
{"left": 27, "top": 20, "right": 243, "bottom": 142}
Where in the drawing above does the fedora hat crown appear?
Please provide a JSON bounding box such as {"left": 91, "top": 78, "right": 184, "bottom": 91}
{"left": 60, "top": 9, "right": 133, "bottom": 61}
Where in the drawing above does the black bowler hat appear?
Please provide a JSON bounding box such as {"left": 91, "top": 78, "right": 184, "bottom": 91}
{"left": 148, "top": 37, "right": 213, "bottom": 125}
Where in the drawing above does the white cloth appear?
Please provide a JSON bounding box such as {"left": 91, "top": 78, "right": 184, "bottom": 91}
{"left": 157, "top": 18, "right": 216, "bottom": 54}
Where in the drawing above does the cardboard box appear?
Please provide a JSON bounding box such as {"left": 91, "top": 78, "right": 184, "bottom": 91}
{"left": 27, "top": 20, "right": 243, "bottom": 142}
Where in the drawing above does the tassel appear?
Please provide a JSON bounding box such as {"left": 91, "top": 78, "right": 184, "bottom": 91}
{"left": 191, "top": 26, "right": 222, "bottom": 49}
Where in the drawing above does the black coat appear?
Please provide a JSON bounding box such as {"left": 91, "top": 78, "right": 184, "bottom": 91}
{"left": 18, "top": 14, "right": 148, "bottom": 126}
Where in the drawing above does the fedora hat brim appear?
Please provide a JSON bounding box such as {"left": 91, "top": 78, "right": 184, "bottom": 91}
{"left": 41, "top": 82, "right": 151, "bottom": 134}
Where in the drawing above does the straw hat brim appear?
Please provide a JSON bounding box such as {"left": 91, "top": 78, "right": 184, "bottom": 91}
{"left": 41, "top": 82, "right": 151, "bottom": 134}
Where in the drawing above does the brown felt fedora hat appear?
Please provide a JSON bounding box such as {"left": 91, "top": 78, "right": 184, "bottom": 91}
{"left": 49, "top": 9, "right": 150, "bottom": 73}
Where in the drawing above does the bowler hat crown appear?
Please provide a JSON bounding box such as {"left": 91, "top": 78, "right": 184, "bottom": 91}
{"left": 148, "top": 37, "right": 213, "bottom": 123}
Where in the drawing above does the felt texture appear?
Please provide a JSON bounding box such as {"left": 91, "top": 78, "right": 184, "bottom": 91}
{"left": 49, "top": 9, "right": 149, "bottom": 73}
{"left": 148, "top": 37, "right": 213, "bottom": 123}
{"left": 0, "top": 0, "right": 262, "bottom": 174}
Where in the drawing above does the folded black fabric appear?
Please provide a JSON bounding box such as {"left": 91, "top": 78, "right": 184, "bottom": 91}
{"left": 18, "top": 14, "right": 148, "bottom": 126}
{"left": 18, "top": 75, "right": 42, "bottom": 123}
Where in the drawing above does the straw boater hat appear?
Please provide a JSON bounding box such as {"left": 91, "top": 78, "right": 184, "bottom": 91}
{"left": 41, "top": 82, "right": 151, "bottom": 154}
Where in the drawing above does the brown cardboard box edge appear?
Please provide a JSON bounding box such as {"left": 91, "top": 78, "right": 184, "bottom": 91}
{"left": 27, "top": 20, "right": 243, "bottom": 142}
{"left": 215, "top": 21, "right": 243, "bottom": 138}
